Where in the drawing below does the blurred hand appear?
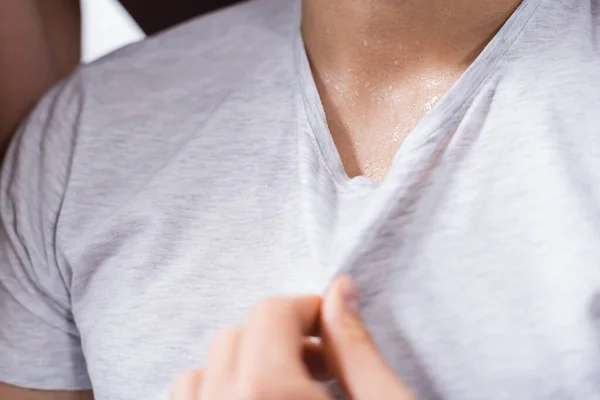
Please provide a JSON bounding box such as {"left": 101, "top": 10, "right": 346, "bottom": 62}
{"left": 320, "top": 276, "right": 416, "bottom": 400}
{"left": 170, "top": 276, "right": 416, "bottom": 400}
{"left": 170, "top": 294, "right": 330, "bottom": 400}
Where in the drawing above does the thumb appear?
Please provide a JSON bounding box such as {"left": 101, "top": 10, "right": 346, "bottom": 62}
{"left": 321, "top": 275, "right": 416, "bottom": 400}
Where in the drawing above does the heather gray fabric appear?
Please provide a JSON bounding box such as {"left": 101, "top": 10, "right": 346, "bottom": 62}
{"left": 2, "top": 0, "right": 600, "bottom": 398}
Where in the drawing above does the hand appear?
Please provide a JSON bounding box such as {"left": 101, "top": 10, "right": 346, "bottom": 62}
{"left": 170, "top": 276, "right": 417, "bottom": 399}
{"left": 170, "top": 294, "right": 330, "bottom": 400}
{"left": 320, "top": 276, "right": 416, "bottom": 400}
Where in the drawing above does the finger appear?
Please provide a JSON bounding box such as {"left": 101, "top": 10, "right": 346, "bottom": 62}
{"left": 201, "top": 326, "right": 243, "bottom": 399}
{"left": 170, "top": 369, "right": 203, "bottom": 400}
{"left": 303, "top": 337, "right": 333, "bottom": 381}
{"left": 241, "top": 296, "right": 322, "bottom": 375}
{"left": 322, "top": 275, "right": 416, "bottom": 400}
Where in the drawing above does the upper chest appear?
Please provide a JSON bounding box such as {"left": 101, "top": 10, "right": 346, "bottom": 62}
{"left": 319, "top": 72, "right": 460, "bottom": 182}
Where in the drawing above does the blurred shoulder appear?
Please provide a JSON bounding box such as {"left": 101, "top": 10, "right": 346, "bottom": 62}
{"left": 79, "top": 0, "right": 299, "bottom": 104}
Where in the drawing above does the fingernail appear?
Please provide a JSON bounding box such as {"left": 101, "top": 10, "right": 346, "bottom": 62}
{"left": 341, "top": 275, "right": 360, "bottom": 314}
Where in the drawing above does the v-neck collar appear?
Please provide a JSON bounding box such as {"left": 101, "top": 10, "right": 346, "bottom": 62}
{"left": 293, "top": 0, "right": 546, "bottom": 275}
{"left": 294, "top": 0, "right": 545, "bottom": 192}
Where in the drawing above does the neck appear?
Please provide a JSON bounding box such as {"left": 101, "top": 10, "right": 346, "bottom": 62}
{"left": 300, "top": 0, "right": 523, "bottom": 181}
{"left": 302, "top": 0, "right": 523, "bottom": 79}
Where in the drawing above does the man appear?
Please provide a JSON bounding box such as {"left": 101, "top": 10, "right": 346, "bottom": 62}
{"left": 2, "top": 0, "right": 600, "bottom": 398}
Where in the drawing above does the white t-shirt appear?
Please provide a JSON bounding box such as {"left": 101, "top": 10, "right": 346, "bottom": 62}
{"left": 1, "top": 0, "right": 600, "bottom": 398}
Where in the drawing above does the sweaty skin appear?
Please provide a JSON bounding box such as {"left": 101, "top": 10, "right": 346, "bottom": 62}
{"left": 302, "top": 0, "right": 522, "bottom": 181}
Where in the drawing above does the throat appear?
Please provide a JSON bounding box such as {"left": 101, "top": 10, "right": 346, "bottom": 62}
{"left": 315, "top": 68, "right": 461, "bottom": 182}
{"left": 301, "top": 0, "right": 523, "bottom": 182}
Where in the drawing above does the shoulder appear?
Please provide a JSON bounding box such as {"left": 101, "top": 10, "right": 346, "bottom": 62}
{"left": 79, "top": 0, "right": 297, "bottom": 108}
{"left": 65, "top": 0, "right": 299, "bottom": 170}
{"left": 494, "top": 0, "right": 600, "bottom": 108}
{"left": 16, "top": 0, "right": 301, "bottom": 238}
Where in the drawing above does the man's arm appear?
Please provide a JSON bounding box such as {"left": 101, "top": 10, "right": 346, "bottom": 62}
{"left": 0, "top": 0, "right": 80, "bottom": 161}
{"left": 0, "top": 383, "right": 93, "bottom": 400}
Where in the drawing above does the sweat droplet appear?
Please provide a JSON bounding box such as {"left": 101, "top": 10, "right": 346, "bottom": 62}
{"left": 424, "top": 95, "right": 440, "bottom": 111}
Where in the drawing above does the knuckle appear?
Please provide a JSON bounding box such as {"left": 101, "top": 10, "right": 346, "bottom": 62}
{"left": 250, "top": 297, "right": 289, "bottom": 322}
{"left": 210, "top": 325, "right": 242, "bottom": 352}
{"left": 338, "top": 315, "right": 372, "bottom": 344}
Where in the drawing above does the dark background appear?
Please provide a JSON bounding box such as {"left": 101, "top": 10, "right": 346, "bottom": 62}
{"left": 118, "top": 0, "right": 245, "bottom": 35}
